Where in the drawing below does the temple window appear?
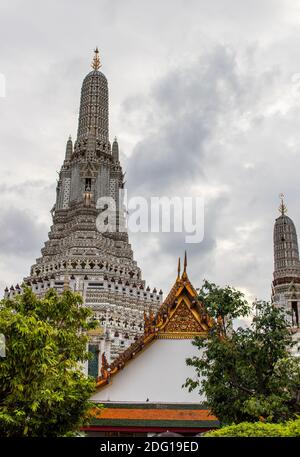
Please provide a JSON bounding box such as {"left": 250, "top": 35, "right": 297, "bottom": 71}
{"left": 85, "top": 178, "right": 91, "bottom": 191}
{"left": 291, "top": 301, "right": 299, "bottom": 327}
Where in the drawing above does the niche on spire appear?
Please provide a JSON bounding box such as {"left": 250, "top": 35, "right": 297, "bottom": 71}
{"left": 85, "top": 178, "right": 92, "bottom": 192}
{"left": 291, "top": 301, "right": 299, "bottom": 327}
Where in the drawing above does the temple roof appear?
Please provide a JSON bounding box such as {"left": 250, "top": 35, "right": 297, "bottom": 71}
{"left": 95, "top": 253, "right": 214, "bottom": 390}
{"left": 84, "top": 402, "right": 219, "bottom": 432}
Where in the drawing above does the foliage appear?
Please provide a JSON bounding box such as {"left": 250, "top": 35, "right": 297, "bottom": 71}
{"left": 198, "top": 279, "right": 250, "bottom": 337}
{"left": 184, "top": 281, "right": 300, "bottom": 424}
{"left": 204, "top": 417, "right": 300, "bottom": 437}
{"left": 0, "top": 287, "right": 100, "bottom": 437}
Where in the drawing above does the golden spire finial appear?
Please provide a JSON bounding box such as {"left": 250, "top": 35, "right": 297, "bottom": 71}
{"left": 91, "top": 47, "right": 101, "bottom": 70}
{"left": 182, "top": 251, "right": 187, "bottom": 279}
{"left": 279, "top": 193, "right": 287, "bottom": 216}
{"left": 177, "top": 257, "right": 181, "bottom": 280}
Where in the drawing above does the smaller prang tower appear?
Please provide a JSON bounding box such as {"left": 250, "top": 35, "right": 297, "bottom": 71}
{"left": 272, "top": 194, "right": 300, "bottom": 329}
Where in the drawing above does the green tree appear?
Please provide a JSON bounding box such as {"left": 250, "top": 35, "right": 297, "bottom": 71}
{"left": 204, "top": 417, "right": 300, "bottom": 437}
{"left": 184, "top": 282, "right": 300, "bottom": 424}
{"left": 0, "top": 287, "right": 99, "bottom": 437}
{"left": 198, "top": 280, "right": 250, "bottom": 337}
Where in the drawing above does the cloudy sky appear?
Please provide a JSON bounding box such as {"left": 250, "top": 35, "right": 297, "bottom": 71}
{"left": 1, "top": 0, "right": 300, "bottom": 301}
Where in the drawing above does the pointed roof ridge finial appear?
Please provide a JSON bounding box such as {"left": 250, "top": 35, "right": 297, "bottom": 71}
{"left": 114, "top": 136, "right": 118, "bottom": 142}
{"left": 68, "top": 134, "right": 72, "bottom": 141}
{"left": 279, "top": 193, "right": 287, "bottom": 216}
{"left": 91, "top": 47, "right": 101, "bottom": 71}
{"left": 177, "top": 257, "right": 181, "bottom": 280}
{"left": 182, "top": 251, "right": 187, "bottom": 279}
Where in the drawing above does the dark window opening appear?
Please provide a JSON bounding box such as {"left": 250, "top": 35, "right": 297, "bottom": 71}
{"left": 291, "top": 301, "right": 299, "bottom": 327}
{"left": 85, "top": 178, "right": 91, "bottom": 191}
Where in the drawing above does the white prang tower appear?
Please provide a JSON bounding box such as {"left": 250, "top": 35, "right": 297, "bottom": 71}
{"left": 5, "top": 49, "right": 162, "bottom": 375}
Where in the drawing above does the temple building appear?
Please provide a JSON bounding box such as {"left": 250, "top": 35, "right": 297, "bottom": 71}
{"left": 84, "top": 254, "right": 219, "bottom": 436}
{"left": 272, "top": 195, "right": 300, "bottom": 355}
{"left": 4, "top": 49, "right": 162, "bottom": 371}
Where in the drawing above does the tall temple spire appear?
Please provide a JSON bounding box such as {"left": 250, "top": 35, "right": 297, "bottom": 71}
{"left": 91, "top": 47, "right": 101, "bottom": 70}
{"left": 272, "top": 198, "right": 300, "bottom": 329}
{"left": 77, "top": 48, "right": 108, "bottom": 141}
{"left": 273, "top": 195, "right": 300, "bottom": 273}
{"left": 17, "top": 49, "right": 162, "bottom": 372}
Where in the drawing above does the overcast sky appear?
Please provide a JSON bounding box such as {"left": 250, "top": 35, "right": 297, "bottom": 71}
{"left": 1, "top": 0, "right": 300, "bottom": 301}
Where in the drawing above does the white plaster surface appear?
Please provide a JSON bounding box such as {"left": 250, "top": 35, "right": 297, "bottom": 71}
{"left": 91, "top": 339, "right": 205, "bottom": 403}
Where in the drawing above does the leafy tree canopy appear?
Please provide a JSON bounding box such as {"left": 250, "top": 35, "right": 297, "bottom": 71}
{"left": 198, "top": 279, "right": 250, "bottom": 336}
{"left": 0, "top": 288, "right": 99, "bottom": 437}
{"left": 204, "top": 417, "right": 300, "bottom": 437}
{"left": 185, "top": 281, "right": 300, "bottom": 424}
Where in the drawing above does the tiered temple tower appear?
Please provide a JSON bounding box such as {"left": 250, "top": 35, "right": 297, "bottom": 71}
{"left": 5, "top": 49, "right": 162, "bottom": 373}
{"left": 272, "top": 195, "right": 300, "bottom": 329}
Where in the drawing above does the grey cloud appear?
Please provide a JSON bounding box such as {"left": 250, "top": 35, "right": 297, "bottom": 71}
{"left": 121, "top": 43, "right": 295, "bottom": 298}
{"left": 0, "top": 207, "right": 47, "bottom": 256}
{"left": 0, "top": 180, "right": 52, "bottom": 194}
{"left": 123, "top": 45, "right": 280, "bottom": 196}
{"left": 0, "top": 0, "right": 299, "bottom": 301}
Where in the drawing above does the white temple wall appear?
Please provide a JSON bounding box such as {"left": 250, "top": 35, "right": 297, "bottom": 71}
{"left": 91, "top": 339, "right": 205, "bottom": 404}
